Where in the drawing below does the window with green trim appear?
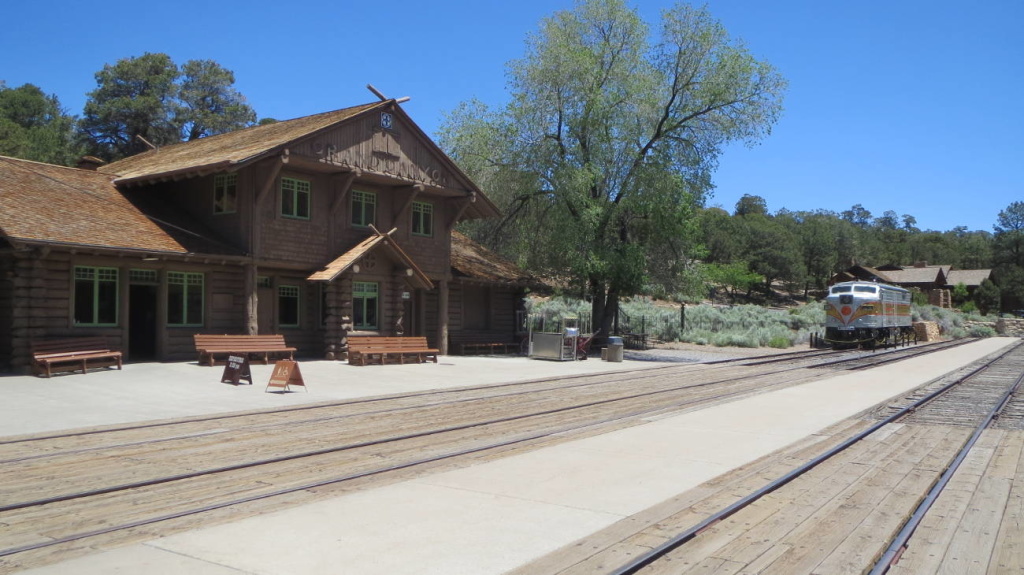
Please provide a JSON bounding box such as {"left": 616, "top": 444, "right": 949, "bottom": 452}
{"left": 411, "top": 201, "right": 433, "bottom": 237}
{"left": 353, "top": 281, "right": 378, "bottom": 330}
{"left": 351, "top": 190, "right": 376, "bottom": 227}
{"left": 168, "top": 272, "right": 204, "bottom": 326}
{"left": 281, "top": 177, "right": 311, "bottom": 219}
{"left": 214, "top": 173, "right": 237, "bottom": 214}
{"left": 74, "top": 267, "right": 118, "bottom": 326}
{"left": 279, "top": 285, "right": 300, "bottom": 328}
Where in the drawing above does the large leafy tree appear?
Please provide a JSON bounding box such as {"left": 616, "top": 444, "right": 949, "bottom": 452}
{"left": 0, "top": 82, "right": 80, "bottom": 165}
{"left": 440, "top": 0, "right": 786, "bottom": 333}
{"left": 78, "top": 53, "right": 256, "bottom": 160}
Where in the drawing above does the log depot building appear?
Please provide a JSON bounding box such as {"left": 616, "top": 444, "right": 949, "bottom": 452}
{"left": 0, "top": 99, "right": 542, "bottom": 372}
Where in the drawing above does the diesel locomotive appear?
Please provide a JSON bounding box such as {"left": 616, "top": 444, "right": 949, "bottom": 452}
{"left": 824, "top": 281, "right": 915, "bottom": 348}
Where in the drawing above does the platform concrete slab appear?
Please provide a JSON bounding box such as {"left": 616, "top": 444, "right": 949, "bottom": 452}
{"left": 0, "top": 356, "right": 663, "bottom": 437}
{"left": 14, "top": 338, "right": 1019, "bottom": 574}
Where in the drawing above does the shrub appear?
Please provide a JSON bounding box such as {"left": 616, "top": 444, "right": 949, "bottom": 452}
{"left": 967, "top": 324, "right": 996, "bottom": 338}
{"left": 767, "top": 336, "right": 791, "bottom": 348}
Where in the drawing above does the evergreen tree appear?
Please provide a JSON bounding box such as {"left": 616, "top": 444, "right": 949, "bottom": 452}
{"left": 0, "top": 83, "right": 80, "bottom": 165}
{"left": 78, "top": 53, "right": 256, "bottom": 160}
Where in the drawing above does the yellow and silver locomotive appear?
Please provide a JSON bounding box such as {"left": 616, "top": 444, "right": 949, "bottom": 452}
{"left": 824, "top": 281, "right": 914, "bottom": 348}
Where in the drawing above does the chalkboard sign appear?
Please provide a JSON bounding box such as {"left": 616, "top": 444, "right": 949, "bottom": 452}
{"left": 266, "top": 360, "right": 307, "bottom": 392}
{"left": 221, "top": 355, "right": 252, "bottom": 385}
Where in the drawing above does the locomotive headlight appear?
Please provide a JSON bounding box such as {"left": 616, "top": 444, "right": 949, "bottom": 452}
{"left": 824, "top": 303, "right": 833, "bottom": 310}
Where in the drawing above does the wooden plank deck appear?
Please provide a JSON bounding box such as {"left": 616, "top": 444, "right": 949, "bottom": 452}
{"left": 890, "top": 429, "right": 1024, "bottom": 574}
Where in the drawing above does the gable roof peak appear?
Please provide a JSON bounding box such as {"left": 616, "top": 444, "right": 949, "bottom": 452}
{"left": 98, "top": 100, "right": 392, "bottom": 183}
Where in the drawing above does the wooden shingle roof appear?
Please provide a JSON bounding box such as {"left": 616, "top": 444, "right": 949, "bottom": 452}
{"left": 0, "top": 156, "right": 196, "bottom": 254}
{"left": 451, "top": 231, "right": 545, "bottom": 288}
{"left": 308, "top": 227, "right": 433, "bottom": 290}
{"left": 99, "top": 102, "right": 385, "bottom": 184}
{"left": 946, "top": 269, "right": 992, "bottom": 287}
{"left": 882, "top": 266, "right": 946, "bottom": 285}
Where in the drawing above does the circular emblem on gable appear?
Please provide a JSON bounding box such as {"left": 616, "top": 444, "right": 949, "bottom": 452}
{"left": 380, "top": 112, "right": 393, "bottom": 130}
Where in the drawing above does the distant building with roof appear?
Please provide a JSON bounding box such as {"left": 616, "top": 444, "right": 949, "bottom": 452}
{"left": 830, "top": 262, "right": 992, "bottom": 308}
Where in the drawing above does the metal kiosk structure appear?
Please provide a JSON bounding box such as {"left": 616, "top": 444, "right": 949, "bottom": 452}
{"left": 527, "top": 313, "right": 592, "bottom": 361}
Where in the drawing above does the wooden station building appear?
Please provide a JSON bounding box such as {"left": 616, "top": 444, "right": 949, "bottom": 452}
{"left": 0, "top": 99, "right": 538, "bottom": 372}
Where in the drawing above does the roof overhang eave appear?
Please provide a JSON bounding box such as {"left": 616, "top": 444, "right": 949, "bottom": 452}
{"left": 111, "top": 159, "right": 241, "bottom": 187}
{"left": 2, "top": 238, "right": 253, "bottom": 262}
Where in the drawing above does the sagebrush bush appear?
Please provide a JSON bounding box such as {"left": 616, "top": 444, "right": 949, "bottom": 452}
{"left": 527, "top": 297, "right": 989, "bottom": 349}
{"left": 967, "top": 324, "right": 997, "bottom": 338}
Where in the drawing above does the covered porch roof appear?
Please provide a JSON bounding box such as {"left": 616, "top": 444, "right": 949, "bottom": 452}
{"left": 307, "top": 226, "right": 433, "bottom": 290}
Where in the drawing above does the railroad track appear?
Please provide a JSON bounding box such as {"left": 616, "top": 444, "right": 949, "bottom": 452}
{"left": 0, "top": 342, "right": 972, "bottom": 572}
{"left": 540, "top": 339, "right": 1024, "bottom": 575}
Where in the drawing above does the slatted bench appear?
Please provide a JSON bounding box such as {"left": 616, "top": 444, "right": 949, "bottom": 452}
{"left": 457, "top": 341, "right": 521, "bottom": 355}
{"left": 31, "top": 337, "right": 123, "bottom": 378}
{"left": 193, "top": 334, "right": 296, "bottom": 366}
{"left": 450, "top": 331, "right": 525, "bottom": 356}
{"left": 346, "top": 336, "right": 439, "bottom": 366}
{"left": 622, "top": 333, "right": 648, "bottom": 350}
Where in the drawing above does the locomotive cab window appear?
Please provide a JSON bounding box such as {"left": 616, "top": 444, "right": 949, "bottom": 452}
{"left": 854, "top": 286, "right": 878, "bottom": 293}
{"left": 831, "top": 286, "right": 851, "bottom": 293}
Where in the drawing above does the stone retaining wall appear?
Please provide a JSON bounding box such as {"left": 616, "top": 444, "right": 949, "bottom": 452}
{"left": 913, "top": 321, "right": 941, "bottom": 342}
{"left": 995, "top": 318, "right": 1024, "bottom": 337}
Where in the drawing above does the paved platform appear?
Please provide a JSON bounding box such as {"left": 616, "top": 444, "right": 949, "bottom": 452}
{"left": 0, "top": 354, "right": 663, "bottom": 438}
{"left": 10, "top": 338, "right": 1019, "bottom": 574}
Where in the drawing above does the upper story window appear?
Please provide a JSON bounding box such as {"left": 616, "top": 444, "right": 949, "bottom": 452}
{"left": 74, "top": 267, "right": 118, "bottom": 326}
{"left": 281, "top": 177, "right": 311, "bottom": 220}
{"left": 411, "top": 201, "right": 433, "bottom": 237}
{"left": 351, "top": 190, "right": 376, "bottom": 227}
{"left": 213, "top": 173, "right": 237, "bottom": 214}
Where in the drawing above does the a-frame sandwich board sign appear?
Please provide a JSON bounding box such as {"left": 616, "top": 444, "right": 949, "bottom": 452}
{"left": 266, "top": 360, "right": 307, "bottom": 393}
{"left": 221, "top": 355, "right": 253, "bottom": 385}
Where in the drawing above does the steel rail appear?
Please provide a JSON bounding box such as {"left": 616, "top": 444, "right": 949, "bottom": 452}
{"left": 0, "top": 344, "right": 854, "bottom": 449}
{"left": 0, "top": 351, "right": 841, "bottom": 466}
{"left": 0, "top": 353, "right": 832, "bottom": 513}
{"left": 869, "top": 363, "right": 1024, "bottom": 574}
{"left": 0, "top": 342, "right": 1000, "bottom": 561}
{"left": 606, "top": 340, "right": 1021, "bottom": 575}
{"left": 3, "top": 346, "right": 822, "bottom": 447}
{"left": 0, "top": 354, "right": 849, "bottom": 559}
{"left": 0, "top": 363, "right": 682, "bottom": 445}
{"left": 807, "top": 338, "right": 971, "bottom": 371}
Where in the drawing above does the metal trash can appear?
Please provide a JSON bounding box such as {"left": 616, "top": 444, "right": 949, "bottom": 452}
{"left": 606, "top": 336, "right": 624, "bottom": 362}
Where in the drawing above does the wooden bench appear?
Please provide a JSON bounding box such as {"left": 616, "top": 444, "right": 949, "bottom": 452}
{"left": 457, "top": 341, "right": 522, "bottom": 355}
{"left": 450, "top": 331, "right": 525, "bottom": 356}
{"left": 31, "top": 337, "right": 123, "bottom": 378}
{"left": 193, "top": 334, "right": 296, "bottom": 366}
{"left": 346, "top": 336, "right": 439, "bottom": 366}
{"left": 622, "top": 333, "right": 648, "bottom": 350}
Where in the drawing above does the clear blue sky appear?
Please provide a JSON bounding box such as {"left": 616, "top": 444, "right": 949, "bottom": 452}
{"left": 2, "top": 0, "right": 1020, "bottom": 233}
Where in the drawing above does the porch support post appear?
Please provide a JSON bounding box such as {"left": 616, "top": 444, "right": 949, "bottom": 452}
{"left": 244, "top": 262, "right": 258, "bottom": 335}
{"left": 156, "top": 268, "right": 169, "bottom": 359}
{"left": 437, "top": 279, "right": 449, "bottom": 355}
